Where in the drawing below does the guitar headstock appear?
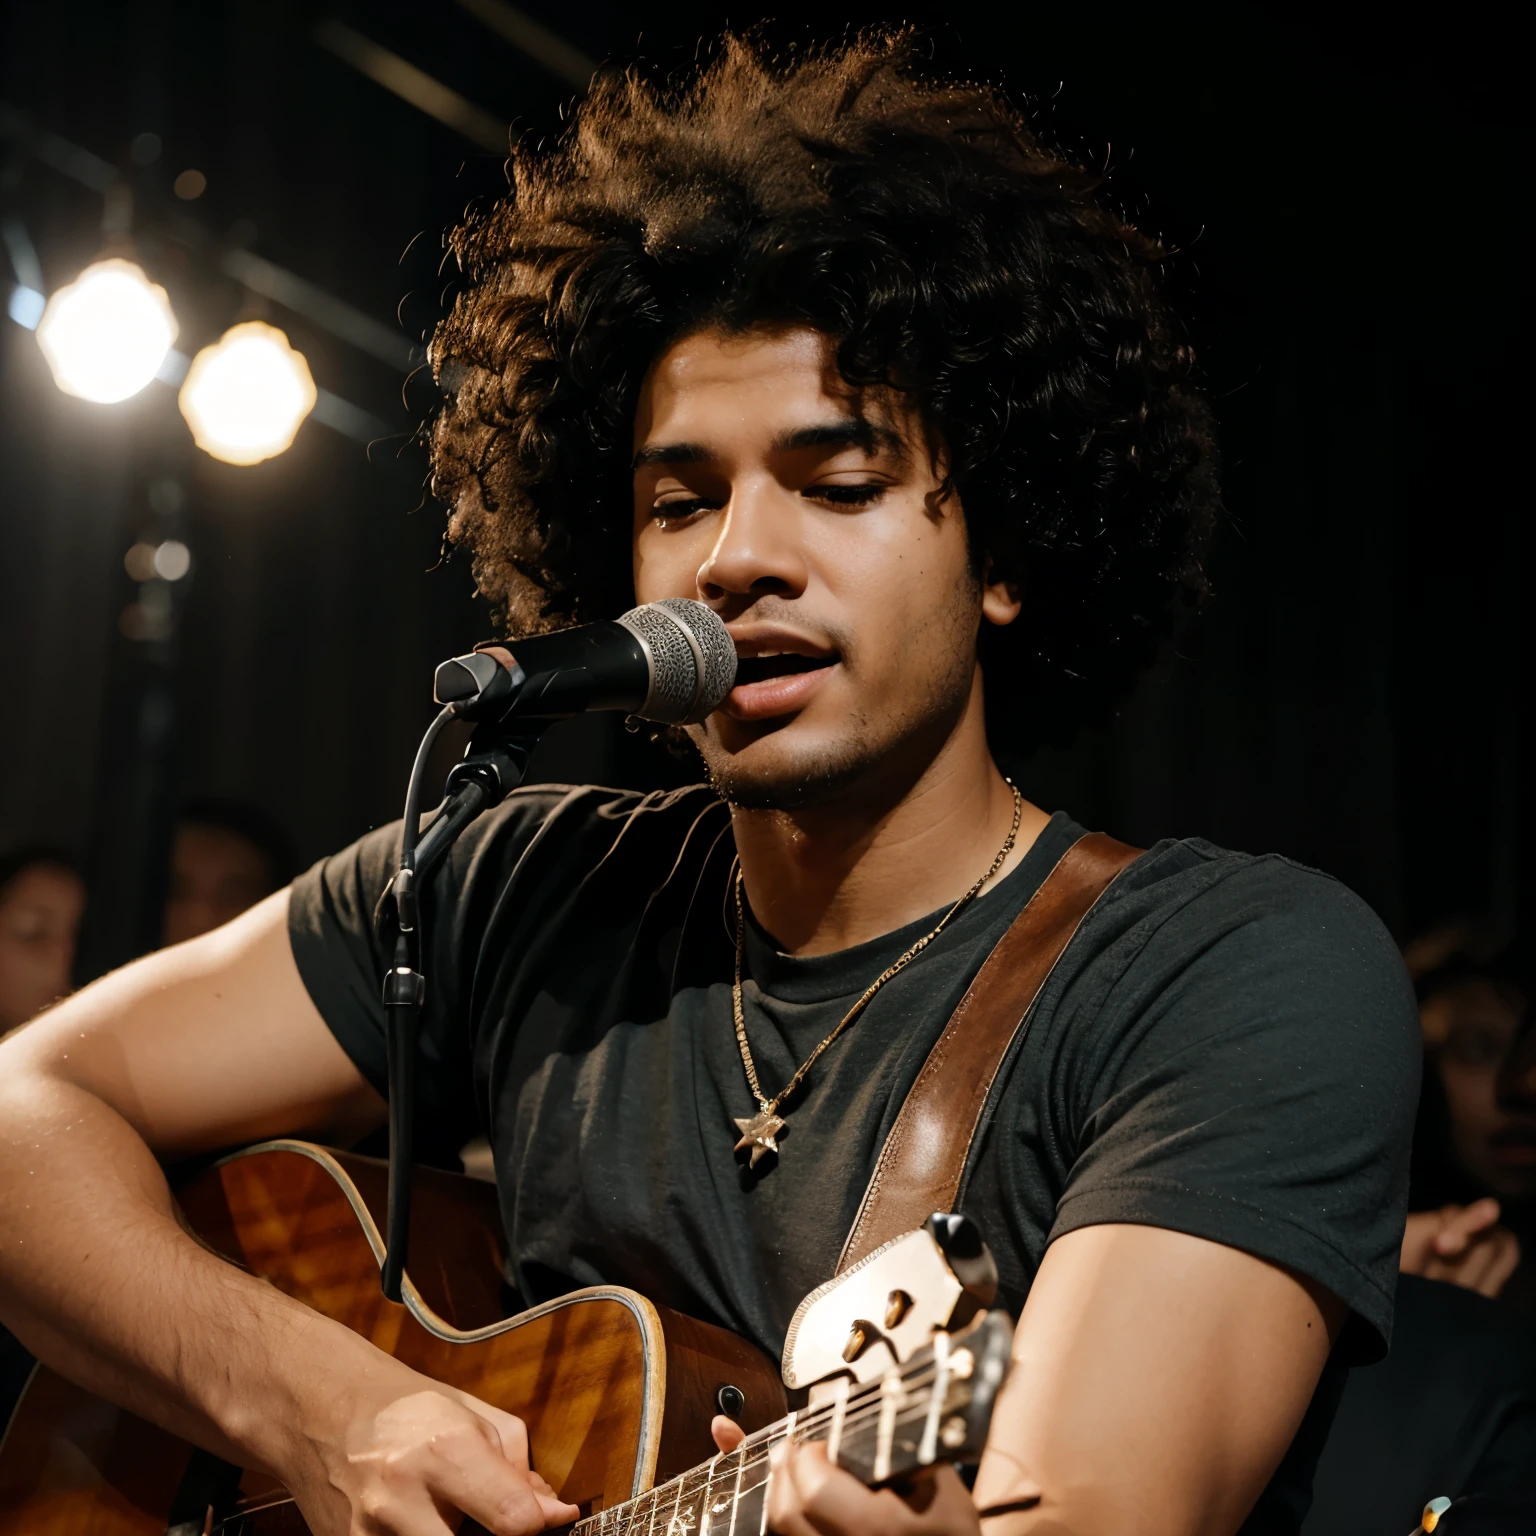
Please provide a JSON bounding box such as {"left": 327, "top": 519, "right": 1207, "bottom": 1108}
{"left": 810, "top": 1309, "right": 1013, "bottom": 1485}
{"left": 782, "top": 1213, "right": 999, "bottom": 1391}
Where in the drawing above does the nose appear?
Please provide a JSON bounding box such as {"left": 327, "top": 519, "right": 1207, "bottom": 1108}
{"left": 696, "top": 480, "right": 808, "bottom": 609}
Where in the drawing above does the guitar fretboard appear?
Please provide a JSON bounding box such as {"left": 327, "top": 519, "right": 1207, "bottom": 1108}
{"left": 579, "top": 1324, "right": 1000, "bottom": 1536}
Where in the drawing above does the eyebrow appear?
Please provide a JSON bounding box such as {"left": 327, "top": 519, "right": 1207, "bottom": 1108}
{"left": 630, "top": 417, "right": 905, "bottom": 473}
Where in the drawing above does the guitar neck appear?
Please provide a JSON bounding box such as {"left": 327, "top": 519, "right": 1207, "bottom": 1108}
{"left": 577, "top": 1311, "right": 1011, "bottom": 1536}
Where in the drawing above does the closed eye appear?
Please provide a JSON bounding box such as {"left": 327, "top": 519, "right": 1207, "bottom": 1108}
{"left": 806, "top": 483, "right": 887, "bottom": 507}
{"left": 651, "top": 497, "right": 720, "bottom": 524}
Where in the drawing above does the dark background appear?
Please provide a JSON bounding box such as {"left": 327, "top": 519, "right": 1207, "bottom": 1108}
{"left": 1, "top": 0, "right": 1527, "bottom": 959}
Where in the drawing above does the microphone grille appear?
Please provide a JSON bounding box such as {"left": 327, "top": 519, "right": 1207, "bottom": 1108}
{"left": 617, "top": 599, "right": 737, "bottom": 723}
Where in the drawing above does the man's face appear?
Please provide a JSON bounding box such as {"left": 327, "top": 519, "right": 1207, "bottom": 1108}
{"left": 632, "top": 325, "right": 1016, "bottom": 808}
{"left": 162, "top": 824, "right": 275, "bottom": 947}
{"left": 0, "top": 862, "right": 84, "bottom": 1032}
{"left": 1425, "top": 977, "right": 1536, "bottom": 1201}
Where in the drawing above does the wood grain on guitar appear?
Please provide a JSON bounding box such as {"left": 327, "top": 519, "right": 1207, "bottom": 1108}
{"left": 0, "top": 1141, "right": 1009, "bottom": 1535}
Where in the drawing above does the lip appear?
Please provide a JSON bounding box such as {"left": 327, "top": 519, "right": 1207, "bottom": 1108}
{"left": 1489, "top": 1125, "right": 1536, "bottom": 1166}
{"left": 723, "top": 623, "right": 838, "bottom": 721}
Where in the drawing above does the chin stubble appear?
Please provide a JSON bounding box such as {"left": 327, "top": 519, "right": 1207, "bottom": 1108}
{"left": 693, "top": 648, "right": 975, "bottom": 814}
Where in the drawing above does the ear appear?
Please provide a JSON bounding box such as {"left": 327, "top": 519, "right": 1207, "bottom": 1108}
{"left": 980, "top": 558, "right": 1022, "bottom": 629}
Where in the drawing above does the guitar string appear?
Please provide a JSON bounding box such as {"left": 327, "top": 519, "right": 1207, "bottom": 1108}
{"left": 580, "top": 1382, "right": 954, "bottom": 1533}
{"left": 209, "top": 1381, "right": 954, "bottom": 1536}
{"left": 623, "top": 1372, "right": 952, "bottom": 1510}
{"left": 627, "top": 1369, "right": 949, "bottom": 1512}
{"left": 605, "top": 1359, "right": 949, "bottom": 1526}
{"left": 593, "top": 1428, "right": 943, "bottom": 1536}
{"left": 611, "top": 1328, "right": 975, "bottom": 1516}
{"left": 585, "top": 1418, "right": 928, "bottom": 1536}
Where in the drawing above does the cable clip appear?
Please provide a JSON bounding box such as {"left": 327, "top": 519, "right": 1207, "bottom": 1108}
{"left": 390, "top": 867, "right": 418, "bottom": 933}
{"left": 381, "top": 967, "right": 425, "bottom": 1007}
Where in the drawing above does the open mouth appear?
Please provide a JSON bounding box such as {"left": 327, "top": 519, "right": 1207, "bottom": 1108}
{"left": 733, "top": 652, "right": 837, "bottom": 686}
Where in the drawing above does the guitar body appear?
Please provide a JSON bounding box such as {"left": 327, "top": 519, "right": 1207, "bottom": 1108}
{"left": 0, "top": 1141, "right": 786, "bottom": 1534}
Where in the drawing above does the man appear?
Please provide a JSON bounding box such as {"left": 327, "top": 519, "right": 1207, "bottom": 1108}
{"left": 1396, "top": 924, "right": 1533, "bottom": 1308}
{"left": 163, "top": 799, "right": 292, "bottom": 947}
{"left": 0, "top": 846, "right": 83, "bottom": 1035}
{"left": 0, "top": 34, "right": 1419, "bottom": 1536}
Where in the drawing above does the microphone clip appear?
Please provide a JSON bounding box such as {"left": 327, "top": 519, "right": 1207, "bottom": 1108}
{"left": 433, "top": 644, "right": 525, "bottom": 721}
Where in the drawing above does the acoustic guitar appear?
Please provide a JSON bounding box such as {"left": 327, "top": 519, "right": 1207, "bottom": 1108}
{"left": 0, "top": 1141, "right": 1012, "bottom": 1534}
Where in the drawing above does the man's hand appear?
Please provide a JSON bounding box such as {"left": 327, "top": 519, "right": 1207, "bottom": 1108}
{"left": 711, "top": 1417, "right": 984, "bottom": 1536}
{"left": 294, "top": 1373, "right": 579, "bottom": 1536}
{"left": 0, "top": 896, "right": 574, "bottom": 1536}
{"left": 1400, "top": 1200, "right": 1522, "bottom": 1298}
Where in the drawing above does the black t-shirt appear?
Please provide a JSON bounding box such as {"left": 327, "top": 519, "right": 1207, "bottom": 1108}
{"left": 1304, "top": 1275, "right": 1536, "bottom": 1535}
{"left": 289, "top": 784, "right": 1421, "bottom": 1533}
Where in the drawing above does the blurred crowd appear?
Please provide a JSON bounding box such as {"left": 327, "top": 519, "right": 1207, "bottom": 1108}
{"left": 0, "top": 799, "right": 290, "bottom": 1036}
{"left": 1, "top": 820, "right": 1532, "bottom": 1529}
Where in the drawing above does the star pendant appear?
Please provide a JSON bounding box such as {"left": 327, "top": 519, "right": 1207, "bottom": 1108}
{"left": 733, "top": 1105, "right": 787, "bottom": 1168}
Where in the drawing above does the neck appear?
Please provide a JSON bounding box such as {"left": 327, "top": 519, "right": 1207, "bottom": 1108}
{"left": 731, "top": 672, "right": 1049, "bottom": 956}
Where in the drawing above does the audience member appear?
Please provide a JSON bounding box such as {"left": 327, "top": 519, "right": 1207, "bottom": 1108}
{"left": 1400, "top": 924, "right": 1534, "bottom": 1310}
{"left": 1303, "top": 922, "right": 1536, "bottom": 1535}
{"left": 0, "top": 846, "right": 84, "bottom": 1036}
{"left": 163, "top": 800, "right": 292, "bottom": 946}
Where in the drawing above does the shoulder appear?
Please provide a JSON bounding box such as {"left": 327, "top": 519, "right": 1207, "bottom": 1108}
{"left": 293, "top": 780, "right": 724, "bottom": 928}
{"left": 1092, "top": 836, "right": 1413, "bottom": 1015}
{"left": 453, "top": 780, "right": 725, "bottom": 873}
{"left": 1041, "top": 833, "right": 1422, "bottom": 1128}
{"left": 1034, "top": 839, "right": 1421, "bottom": 1358}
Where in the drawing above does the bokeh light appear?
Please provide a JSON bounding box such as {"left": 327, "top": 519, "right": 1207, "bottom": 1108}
{"left": 153, "top": 539, "right": 192, "bottom": 580}
{"left": 35, "top": 258, "right": 178, "bottom": 404}
{"left": 177, "top": 321, "right": 317, "bottom": 465}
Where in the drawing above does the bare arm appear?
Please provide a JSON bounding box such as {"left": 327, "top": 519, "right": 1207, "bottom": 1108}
{"left": 762, "top": 1223, "right": 1344, "bottom": 1536}
{"left": 0, "top": 890, "right": 575, "bottom": 1535}
{"left": 972, "top": 1223, "right": 1344, "bottom": 1535}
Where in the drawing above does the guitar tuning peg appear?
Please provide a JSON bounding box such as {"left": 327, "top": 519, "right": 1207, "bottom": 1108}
{"left": 925, "top": 1213, "right": 999, "bottom": 1310}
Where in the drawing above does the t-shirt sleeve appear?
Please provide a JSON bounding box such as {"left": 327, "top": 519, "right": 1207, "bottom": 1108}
{"left": 286, "top": 787, "right": 579, "bottom": 1162}
{"left": 1046, "top": 855, "right": 1421, "bottom": 1362}
{"left": 287, "top": 817, "right": 402, "bottom": 1100}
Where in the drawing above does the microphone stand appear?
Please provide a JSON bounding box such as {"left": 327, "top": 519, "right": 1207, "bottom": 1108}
{"left": 377, "top": 712, "right": 544, "bottom": 1303}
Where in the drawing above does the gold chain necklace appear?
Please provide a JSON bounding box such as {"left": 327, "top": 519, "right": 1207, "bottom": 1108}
{"left": 730, "top": 785, "right": 1024, "bottom": 1167}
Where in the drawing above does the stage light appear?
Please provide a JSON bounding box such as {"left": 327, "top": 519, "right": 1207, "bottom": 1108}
{"left": 177, "top": 320, "right": 317, "bottom": 465}
{"left": 36, "top": 258, "right": 178, "bottom": 404}
{"left": 153, "top": 539, "right": 192, "bottom": 580}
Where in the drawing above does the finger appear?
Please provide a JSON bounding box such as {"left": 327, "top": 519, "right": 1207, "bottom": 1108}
{"left": 448, "top": 1397, "right": 575, "bottom": 1520}
{"left": 454, "top": 1397, "right": 532, "bottom": 1472}
{"left": 422, "top": 1436, "right": 579, "bottom": 1535}
{"left": 924, "top": 1464, "right": 987, "bottom": 1533}
{"left": 1400, "top": 1213, "right": 1438, "bottom": 1272}
{"left": 776, "top": 1442, "right": 923, "bottom": 1536}
{"left": 1477, "top": 1233, "right": 1522, "bottom": 1299}
{"left": 1421, "top": 1249, "right": 1479, "bottom": 1290}
{"left": 1433, "top": 1198, "right": 1502, "bottom": 1254}
{"left": 712, "top": 1415, "right": 747, "bottom": 1454}
{"left": 765, "top": 1442, "right": 823, "bottom": 1536}
{"left": 361, "top": 1488, "right": 463, "bottom": 1536}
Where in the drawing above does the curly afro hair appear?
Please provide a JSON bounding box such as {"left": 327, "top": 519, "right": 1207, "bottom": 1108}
{"left": 430, "top": 29, "right": 1219, "bottom": 755}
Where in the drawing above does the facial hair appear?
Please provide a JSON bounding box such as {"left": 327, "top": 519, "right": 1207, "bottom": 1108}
{"left": 689, "top": 581, "right": 980, "bottom": 813}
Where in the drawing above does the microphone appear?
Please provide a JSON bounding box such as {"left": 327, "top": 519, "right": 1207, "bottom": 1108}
{"left": 432, "top": 598, "right": 737, "bottom": 726}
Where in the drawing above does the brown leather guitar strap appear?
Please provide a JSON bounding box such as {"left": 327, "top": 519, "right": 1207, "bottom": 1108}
{"left": 835, "top": 831, "right": 1143, "bottom": 1273}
